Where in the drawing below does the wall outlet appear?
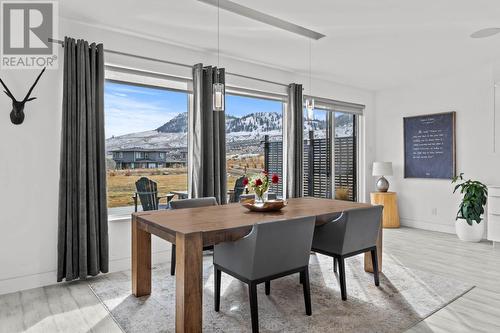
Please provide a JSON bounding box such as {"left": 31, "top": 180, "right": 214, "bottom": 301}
{"left": 431, "top": 208, "right": 438, "bottom": 216}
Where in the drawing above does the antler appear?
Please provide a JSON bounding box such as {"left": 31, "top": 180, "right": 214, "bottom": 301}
{"left": 23, "top": 67, "right": 46, "bottom": 102}
{"left": 0, "top": 77, "right": 16, "bottom": 101}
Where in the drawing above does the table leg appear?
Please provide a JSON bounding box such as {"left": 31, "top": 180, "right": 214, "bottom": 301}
{"left": 175, "top": 232, "right": 203, "bottom": 333}
{"left": 132, "top": 216, "right": 151, "bottom": 296}
{"left": 364, "top": 221, "right": 383, "bottom": 273}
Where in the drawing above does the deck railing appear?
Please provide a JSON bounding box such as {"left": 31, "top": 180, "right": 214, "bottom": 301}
{"left": 263, "top": 133, "right": 356, "bottom": 201}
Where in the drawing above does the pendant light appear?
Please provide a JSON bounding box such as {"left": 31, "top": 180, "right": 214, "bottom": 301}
{"left": 213, "top": 0, "right": 225, "bottom": 112}
{"left": 306, "top": 39, "right": 314, "bottom": 121}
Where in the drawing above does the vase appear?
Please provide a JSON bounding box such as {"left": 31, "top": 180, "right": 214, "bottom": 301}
{"left": 455, "top": 219, "right": 485, "bottom": 242}
{"left": 255, "top": 191, "right": 267, "bottom": 204}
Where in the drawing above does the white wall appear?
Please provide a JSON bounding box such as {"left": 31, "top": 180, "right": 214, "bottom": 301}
{"left": 0, "top": 20, "right": 375, "bottom": 295}
{"left": 375, "top": 65, "right": 500, "bottom": 233}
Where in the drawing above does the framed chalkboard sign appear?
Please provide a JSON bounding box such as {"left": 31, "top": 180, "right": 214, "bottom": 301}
{"left": 404, "top": 112, "right": 456, "bottom": 179}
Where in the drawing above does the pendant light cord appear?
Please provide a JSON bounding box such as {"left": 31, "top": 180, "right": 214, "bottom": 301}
{"left": 217, "top": 0, "right": 220, "bottom": 68}
{"left": 309, "top": 39, "right": 312, "bottom": 96}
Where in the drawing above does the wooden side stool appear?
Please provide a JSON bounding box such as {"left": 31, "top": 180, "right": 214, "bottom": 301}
{"left": 370, "top": 192, "right": 400, "bottom": 228}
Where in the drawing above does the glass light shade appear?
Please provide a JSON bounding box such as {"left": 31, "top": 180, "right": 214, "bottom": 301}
{"left": 372, "top": 161, "right": 393, "bottom": 176}
{"left": 305, "top": 98, "right": 315, "bottom": 120}
{"left": 213, "top": 82, "right": 225, "bottom": 111}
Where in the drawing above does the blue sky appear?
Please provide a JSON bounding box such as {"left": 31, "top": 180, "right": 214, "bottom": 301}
{"left": 105, "top": 81, "right": 188, "bottom": 137}
{"left": 104, "top": 81, "right": 284, "bottom": 137}
{"left": 226, "top": 94, "right": 282, "bottom": 117}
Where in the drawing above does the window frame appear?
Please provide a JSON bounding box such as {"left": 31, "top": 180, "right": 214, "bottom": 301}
{"left": 105, "top": 68, "right": 191, "bottom": 221}
{"left": 104, "top": 66, "right": 366, "bottom": 216}
{"left": 224, "top": 90, "right": 287, "bottom": 198}
{"left": 302, "top": 96, "right": 364, "bottom": 202}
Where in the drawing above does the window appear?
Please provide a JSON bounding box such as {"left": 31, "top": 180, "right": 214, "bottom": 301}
{"left": 225, "top": 94, "right": 284, "bottom": 198}
{"left": 335, "top": 112, "right": 356, "bottom": 201}
{"left": 105, "top": 80, "right": 189, "bottom": 212}
{"left": 303, "top": 102, "right": 359, "bottom": 201}
{"left": 303, "top": 109, "right": 331, "bottom": 198}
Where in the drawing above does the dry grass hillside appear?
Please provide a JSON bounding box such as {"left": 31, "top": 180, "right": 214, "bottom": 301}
{"left": 107, "top": 155, "right": 265, "bottom": 208}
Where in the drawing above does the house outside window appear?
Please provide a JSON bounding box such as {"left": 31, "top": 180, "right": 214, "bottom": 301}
{"left": 113, "top": 152, "right": 123, "bottom": 159}
{"left": 105, "top": 79, "right": 189, "bottom": 212}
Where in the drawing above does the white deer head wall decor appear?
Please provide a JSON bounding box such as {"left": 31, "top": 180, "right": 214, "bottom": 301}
{"left": 0, "top": 67, "right": 46, "bottom": 125}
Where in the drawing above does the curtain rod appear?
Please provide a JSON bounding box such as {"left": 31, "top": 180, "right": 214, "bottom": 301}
{"left": 49, "top": 38, "right": 289, "bottom": 87}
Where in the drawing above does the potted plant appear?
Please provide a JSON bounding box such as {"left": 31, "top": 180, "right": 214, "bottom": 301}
{"left": 244, "top": 171, "right": 279, "bottom": 203}
{"left": 452, "top": 173, "right": 488, "bottom": 242}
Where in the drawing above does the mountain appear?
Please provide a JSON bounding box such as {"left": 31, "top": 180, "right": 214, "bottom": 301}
{"left": 335, "top": 113, "right": 353, "bottom": 128}
{"left": 155, "top": 112, "right": 284, "bottom": 134}
{"left": 105, "top": 130, "right": 187, "bottom": 152}
{"left": 226, "top": 112, "right": 282, "bottom": 133}
{"left": 156, "top": 112, "right": 187, "bottom": 133}
{"left": 105, "top": 111, "right": 350, "bottom": 154}
{"left": 304, "top": 118, "right": 327, "bottom": 132}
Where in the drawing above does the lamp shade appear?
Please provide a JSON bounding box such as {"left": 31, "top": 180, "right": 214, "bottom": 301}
{"left": 372, "top": 162, "right": 393, "bottom": 176}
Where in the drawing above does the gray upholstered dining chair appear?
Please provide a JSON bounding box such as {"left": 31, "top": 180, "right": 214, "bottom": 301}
{"left": 213, "top": 216, "right": 316, "bottom": 333}
{"left": 169, "top": 197, "right": 218, "bottom": 275}
{"left": 267, "top": 192, "right": 278, "bottom": 200}
{"left": 311, "top": 206, "right": 383, "bottom": 301}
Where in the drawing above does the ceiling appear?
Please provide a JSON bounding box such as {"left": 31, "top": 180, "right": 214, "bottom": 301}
{"left": 60, "top": 0, "right": 500, "bottom": 91}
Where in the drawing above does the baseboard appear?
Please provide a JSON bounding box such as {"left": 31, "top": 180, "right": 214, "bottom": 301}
{"left": 0, "top": 250, "right": 171, "bottom": 296}
{"left": 0, "top": 270, "right": 57, "bottom": 296}
{"left": 400, "top": 217, "right": 455, "bottom": 234}
{"left": 108, "top": 250, "right": 171, "bottom": 272}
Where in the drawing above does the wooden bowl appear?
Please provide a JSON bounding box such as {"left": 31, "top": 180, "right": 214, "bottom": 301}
{"left": 241, "top": 199, "right": 287, "bottom": 212}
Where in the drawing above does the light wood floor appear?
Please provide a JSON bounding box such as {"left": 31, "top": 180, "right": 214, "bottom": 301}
{"left": 1, "top": 227, "right": 499, "bottom": 333}
{"left": 0, "top": 281, "right": 121, "bottom": 333}
{"left": 388, "top": 228, "right": 500, "bottom": 333}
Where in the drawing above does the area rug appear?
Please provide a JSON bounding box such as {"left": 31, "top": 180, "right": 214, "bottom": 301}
{"left": 88, "top": 253, "right": 474, "bottom": 333}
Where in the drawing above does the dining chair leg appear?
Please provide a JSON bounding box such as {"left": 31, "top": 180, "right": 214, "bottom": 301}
{"left": 333, "top": 257, "right": 338, "bottom": 273}
{"left": 302, "top": 268, "right": 312, "bottom": 316}
{"left": 338, "top": 257, "right": 347, "bottom": 301}
{"left": 265, "top": 281, "right": 270, "bottom": 295}
{"left": 249, "top": 282, "right": 259, "bottom": 333}
{"left": 170, "top": 244, "right": 176, "bottom": 276}
{"left": 214, "top": 267, "right": 221, "bottom": 311}
{"left": 371, "top": 248, "right": 380, "bottom": 286}
{"left": 299, "top": 272, "right": 304, "bottom": 284}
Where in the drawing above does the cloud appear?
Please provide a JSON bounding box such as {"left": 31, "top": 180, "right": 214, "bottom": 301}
{"left": 104, "top": 82, "right": 187, "bottom": 137}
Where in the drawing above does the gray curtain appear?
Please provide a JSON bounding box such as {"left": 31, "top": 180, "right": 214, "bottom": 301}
{"left": 189, "top": 63, "right": 227, "bottom": 204}
{"left": 285, "top": 83, "right": 304, "bottom": 198}
{"left": 57, "top": 37, "right": 108, "bottom": 282}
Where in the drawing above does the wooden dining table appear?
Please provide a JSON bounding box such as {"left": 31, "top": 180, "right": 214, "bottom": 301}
{"left": 131, "top": 197, "right": 380, "bottom": 333}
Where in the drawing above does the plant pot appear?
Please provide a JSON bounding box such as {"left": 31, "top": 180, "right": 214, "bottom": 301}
{"left": 455, "top": 219, "right": 485, "bottom": 242}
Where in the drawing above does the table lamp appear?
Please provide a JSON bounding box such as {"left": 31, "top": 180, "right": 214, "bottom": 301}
{"left": 372, "top": 162, "right": 393, "bottom": 192}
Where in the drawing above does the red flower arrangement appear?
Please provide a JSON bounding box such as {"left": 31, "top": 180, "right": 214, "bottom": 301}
{"left": 244, "top": 171, "right": 280, "bottom": 202}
